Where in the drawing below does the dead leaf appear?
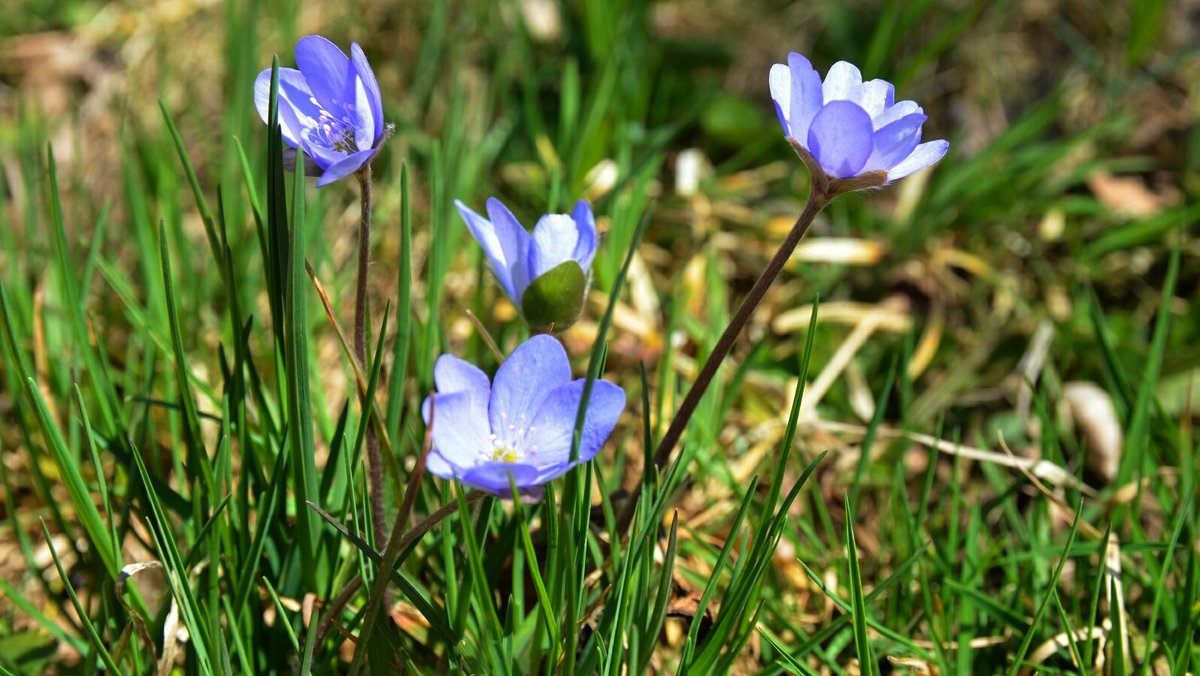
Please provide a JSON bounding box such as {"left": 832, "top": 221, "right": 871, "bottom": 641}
{"left": 791, "top": 238, "right": 886, "bottom": 265}
{"left": 1062, "top": 381, "right": 1122, "bottom": 484}
{"left": 1087, "top": 172, "right": 1177, "bottom": 218}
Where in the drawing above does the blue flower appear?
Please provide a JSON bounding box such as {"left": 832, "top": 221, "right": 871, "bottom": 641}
{"left": 455, "top": 197, "right": 597, "bottom": 330}
{"left": 254, "top": 35, "right": 384, "bottom": 187}
{"left": 421, "top": 335, "right": 625, "bottom": 497}
{"left": 770, "top": 53, "right": 948, "bottom": 184}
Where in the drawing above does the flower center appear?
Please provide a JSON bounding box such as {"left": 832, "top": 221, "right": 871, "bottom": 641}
{"left": 306, "top": 97, "right": 362, "bottom": 154}
{"left": 487, "top": 413, "right": 539, "bottom": 464}
{"left": 491, "top": 443, "right": 519, "bottom": 463}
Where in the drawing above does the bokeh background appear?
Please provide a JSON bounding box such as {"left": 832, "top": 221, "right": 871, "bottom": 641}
{"left": 2, "top": 0, "right": 1198, "bottom": 672}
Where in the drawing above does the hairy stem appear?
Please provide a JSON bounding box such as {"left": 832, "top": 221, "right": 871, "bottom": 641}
{"left": 356, "top": 163, "right": 387, "bottom": 547}
{"left": 618, "top": 187, "right": 829, "bottom": 533}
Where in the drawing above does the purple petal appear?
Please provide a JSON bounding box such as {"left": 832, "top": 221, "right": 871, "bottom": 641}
{"left": 352, "top": 75, "right": 376, "bottom": 151}
{"left": 858, "top": 79, "right": 895, "bottom": 118}
{"left": 294, "top": 36, "right": 355, "bottom": 122}
{"left": 863, "top": 112, "right": 926, "bottom": 173}
{"left": 460, "top": 462, "right": 541, "bottom": 495}
{"left": 424, "top": 392, "right": 493, "bottom": 470}
{"left": 530, "top": 459, "right": 574, "bottom": 485}
{"left": 528, "top": 214, "right": 584, "bottom": 279}
{"left": 351, "top": 43, "right": 384, "bottom": 141}
{"left": 254, "top": 68, "right": 322, "bottom": 149}
{"left": 822, "top": 61, "right": 863, "bottom": 104}
{"left": 489, "top": 335, "right": 571, "bottom": 448}
{"left": 455, "top": 199, "right": 527, "bottom": 303}
{"left": 426, "top": 355, "right": 491, "bottom": 458}
{"left": 807, "top": 101, "right": 875, "bottom": 178}
{"left": 570, "top": 200, "right": 597, "bottom": 270}
{"left": 768, "top": 63, "right": 792, "bottom": 135}
{"left": 456, "top": 200, "right": 514, "bottom": 300}
{"left": 432, "top": 354, "right": 491, "bottom": 396}
{"left": 872, "top": 100, "right": 921, "bottom": 131}
{"left": 524, "top": 379, "right": 625, "bottom": 473}
{"left": 278, "top": 105, "right": 324, "bottom": 167}
{"left": 783, "top": 53, "right": 823, "bottom": 141}
{"left": 484, "top": 198, "right": 534, "bottom": 301}
{"left": 885, "top": 140, "right": 949, "bottom": 181}
{"left": 314, "top": 147, "right": 376, "bottom": 187}
{"left": 254, "top": 69, "right": 274, "bottom": 124}
{"left": 424, "top": 450, "right": 456, "bottom": 479}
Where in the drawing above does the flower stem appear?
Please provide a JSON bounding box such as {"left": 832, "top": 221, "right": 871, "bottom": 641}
{"left": 618, "top": 186, "right": 829, "bottom": 533}
{"left": 356, "top": 163, "right": 387, "bottom": 548}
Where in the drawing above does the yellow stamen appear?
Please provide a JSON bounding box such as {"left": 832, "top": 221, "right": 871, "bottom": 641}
{"left": 491, "top": 445, "right": 519, "bottom": 463}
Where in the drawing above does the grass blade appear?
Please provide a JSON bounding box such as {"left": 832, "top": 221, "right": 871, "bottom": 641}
{"left": 844, "top": 495, "right": 876, "bottom": 676}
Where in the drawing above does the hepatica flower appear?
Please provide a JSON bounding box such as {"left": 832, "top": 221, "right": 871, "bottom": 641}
{"left": 770, "top": 53, "right": 948, "bottom": 187}
{"left": 422, "top": 335, "right": 625, "bottom": 497}
{"left": 254, "top": 35, "right": 384, "bottom": 187}
{"left": 456, "top": 198, "right": 596, "bottom": 331}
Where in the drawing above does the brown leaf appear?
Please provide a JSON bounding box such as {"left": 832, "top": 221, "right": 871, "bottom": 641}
{"left": 1087, "top": 172, "right": 1177, "bottom": 218}
{"left": 1062, "top": 381, "right": 1122, "bottom": 484}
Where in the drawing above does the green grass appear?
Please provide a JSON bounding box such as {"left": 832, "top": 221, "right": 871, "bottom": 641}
{"left": 1, "top": 0, "right": 1198, "bottom": 673}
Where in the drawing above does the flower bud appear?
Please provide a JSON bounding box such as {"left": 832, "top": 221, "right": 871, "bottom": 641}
{"left": 520, "top": 260, "right": 588, "bottom": 332}
{"left": 456, "top": 198, "right": 598, "bottom": 330}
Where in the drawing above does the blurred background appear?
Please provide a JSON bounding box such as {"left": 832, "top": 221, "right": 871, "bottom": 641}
{"left": 4, "top": 0, "right": 1195, "bottom": 470}
{"left": 3, "top": 0, "right": 1196, "bottom": 379}
{"left": 1, "top": 0, "right": 1198, "bottom": 671}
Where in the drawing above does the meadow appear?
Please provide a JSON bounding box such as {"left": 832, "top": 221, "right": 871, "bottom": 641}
{"left": 0, "top": 0, "right": 1197, "bottom": 673}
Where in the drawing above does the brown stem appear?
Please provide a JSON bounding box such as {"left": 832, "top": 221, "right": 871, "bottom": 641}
{"left": 312, "top": 575, "right": 362, "bottom": 648}
{"left": 355, "top": 163, "right": 387, "bottom": 548}
{"left": 617, "top": 187, "right": 830, "bottom": 533}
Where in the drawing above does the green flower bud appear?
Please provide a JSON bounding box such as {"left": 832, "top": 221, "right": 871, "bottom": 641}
{"left": 520, "top": 260, "right": 587, "bottom": 332}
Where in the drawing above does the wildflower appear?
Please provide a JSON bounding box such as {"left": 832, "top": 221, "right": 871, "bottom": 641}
{"left": 455, "top": 198, "right": 596, "bottom": 331}
{"left": 769, "top": 53, "right": 948, "bottom": 189}
{"left": 422, "top": 335, "right": 625, "bottom": 497}
{"left": 254, "top": 35, "right": 384, "bottom": 187}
